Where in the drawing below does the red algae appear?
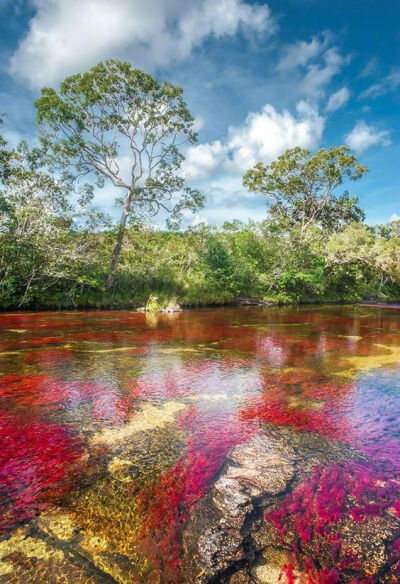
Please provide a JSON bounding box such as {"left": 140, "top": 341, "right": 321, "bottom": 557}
{"left": 0, "top": 411, "right": 84, "bottom": 531}
{"left": 266, "top": 369, "right": 400, "bottom": 582}
{"left": 136, "top": 408, "right": 256, "bottom": 582}
{"left": 238, "top": 369, "right": 353, "bottom": 443}
{"left": 268, "top": 459, "right": 400, "bottom": 581}
{"left": 1, "top": 306, "right": 400, "bottom": 582}
{"left": 23, "top": 348, "right": 73, "bottom": 365}
{"left": 0, "top": 374, "right": 134, "bottom": 425}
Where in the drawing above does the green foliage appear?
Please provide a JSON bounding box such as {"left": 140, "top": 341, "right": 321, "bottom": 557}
{"left": 0, "top": 136, "right": 104, "bottom": 308}
{"left": 35, "top": 59, "right": 204, "bottom": 278}
{"left": 243, "top": 146, "right": 367, "bottom": 234}
{"left": 0, "top": 212, "right": 399, "bottom": 308}
{"left": 145, "top": 294, "right": 162, "bottom": 313}
{"left": 0, "top": 118, "right": 15, "bottom": 182}
{"left": 0, "top": 96, "right": 398, "bottom": 309}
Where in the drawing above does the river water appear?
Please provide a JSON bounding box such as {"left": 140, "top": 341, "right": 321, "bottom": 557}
{"left": 1, "top": 305, "right": 400, "bottom": 582}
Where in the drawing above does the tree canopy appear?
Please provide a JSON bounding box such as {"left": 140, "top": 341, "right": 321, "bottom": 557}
{"left": 0, "top": 137, "right": 102, "bottom": 307}
{"left": 0, "top": 65, "right": 398, "bottom": 310}
{"left": 242, "top": 146, "right": 368, "bottom": 234}
{"left": 0, "top": 119, "right": 15, "bottom": 183}
{"left": 35, "top": 59, "right": 204, "bottom": 283}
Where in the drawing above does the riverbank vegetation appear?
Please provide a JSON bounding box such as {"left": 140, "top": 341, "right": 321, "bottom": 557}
{"left": 0, "top": 60, "right": 399, "bottom": 309}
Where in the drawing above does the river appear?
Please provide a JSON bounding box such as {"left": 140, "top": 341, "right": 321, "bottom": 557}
{"left": 1, "top": 305, "right": 400, "bottom": 582}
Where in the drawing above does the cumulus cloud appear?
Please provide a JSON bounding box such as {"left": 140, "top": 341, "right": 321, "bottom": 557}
{"left": 10, "top": 0, "right": 275, "bottom": 88}
{"left": 345, "top": 121, "right": 391, "bottom": 153}
{"left": 227, "top": 101, "right": 325, "bottom": 171}
{"left": 183, "top": 140, "right": 228, "bottom": 180}
{"left": 182, "top": 101, "right": 325, "bottom": 180}
{"left": 326, "top": 86, "right": 350, "bottom": 112}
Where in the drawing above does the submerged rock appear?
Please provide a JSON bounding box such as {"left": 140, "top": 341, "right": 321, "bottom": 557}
{"left": 183, "top": 430, "right": 297, "bottom": 583}
{"left": 137, "top": 296, "right": 182, "bottom": 313}
{"left": 183, "top": 425, "right": 384, "bottom": 583}
{"left": 90, "top": 400, "right": 186, "bottom": 445}
{"left": 236, "top": 297, "right": 275, "bottom": 306}
{"left": 250, "top": 548, "right": 296, "bottom": 584}
{"left": 160, "top": 302, "right": 182, "bottom": 313}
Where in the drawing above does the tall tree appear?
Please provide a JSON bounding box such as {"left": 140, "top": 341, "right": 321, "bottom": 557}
{"left": 35, "top": 60, "right": 203, "bottom": 286}
{"left": 243, "top": 146, "right": 368, "bottom": 235}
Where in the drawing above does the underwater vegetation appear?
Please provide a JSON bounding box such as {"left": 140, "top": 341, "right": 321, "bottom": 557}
{"left": 0, "top": 306, "right": 400, "bottom": 582}
{"left": 0, "top": 411, "right": 84, "bottom": 532}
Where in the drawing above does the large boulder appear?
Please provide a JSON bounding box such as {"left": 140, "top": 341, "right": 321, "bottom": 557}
{"left": 183, "top": 425, "right": 391, "bottom": 583}
{"left": 183, "top": 433, "right": 296, "bottom": 583}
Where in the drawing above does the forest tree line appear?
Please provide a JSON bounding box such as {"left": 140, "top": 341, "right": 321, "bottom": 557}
{"left": 0, "top": 60, "right": 399, "bottom": 309}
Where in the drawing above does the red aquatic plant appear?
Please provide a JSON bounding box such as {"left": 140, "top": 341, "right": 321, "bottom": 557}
{"left": 0, "top": 374, "right": 134, "bottom": 425}
{"left": 2, "top": 307, "right": 400, "bottom": 581}
{"left": 0, "top": 411, "right": 84, "bottom": 531}
{"left": 268, "top": 459, "right": 400, "bottom": 582}
{"left": 23, "top": 348, "right": 73, "bottom": 365}
{"left": 266, "top": 368, "right": 400, "bottom": 582}
{"left": 135, "top": 408, "right": 256, "bottom": 583}
{"left": 239, "top": 376, "right": 350, "bottom": 443}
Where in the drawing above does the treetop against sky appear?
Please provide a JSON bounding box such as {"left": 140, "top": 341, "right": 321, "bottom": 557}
{"left": 0, "top": 0, "right": 398, "bottom": 226}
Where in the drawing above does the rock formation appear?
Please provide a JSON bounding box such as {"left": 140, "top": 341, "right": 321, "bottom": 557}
{"left": 183, "top": 425, "right": 400, "bottom": 583}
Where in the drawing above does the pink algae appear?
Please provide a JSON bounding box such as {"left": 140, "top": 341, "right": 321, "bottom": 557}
{"left": 0, "top": 411, "right": 84, "bottom": 531}
{"left": 269, "top": 458, "right": 400, "bottom": 582}
{"left": 135, "top": 407, "right": 256, "bottom": 583}
{"left": 1, "top": 307, "right": 400, "bottom": 582}
{"left": 265, "top": 369, "right": 400, "bottom": 583}
{"left": 0, "top": 374, "right": 134, "bottom": 425}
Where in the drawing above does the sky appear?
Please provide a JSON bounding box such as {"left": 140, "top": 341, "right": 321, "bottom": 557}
{"left": 0, "top": 0, "right": 399, "bottom": 226}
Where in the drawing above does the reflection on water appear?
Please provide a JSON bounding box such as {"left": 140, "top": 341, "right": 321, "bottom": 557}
{"left": 0, "top": 306, "right": 400, "bottom": 582}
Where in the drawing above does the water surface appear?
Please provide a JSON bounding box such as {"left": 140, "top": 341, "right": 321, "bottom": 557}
{"left": 1, "top": 305, "right": 400, "bottom": 582}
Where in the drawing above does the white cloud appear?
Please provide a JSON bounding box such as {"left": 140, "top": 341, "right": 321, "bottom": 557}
{"left": 359, "top": 57, "right": 379, "bottom": 78}
{"left": 10, "top": 0, "right": 275, "bottom": 88}
{"left": 192, "top": 116, "right": 205, "bottom": 133}
{"left": 360, "top": 67, "right": 400, "bottom": 99}
{"left": 276, "top": 33, "right": 329, "bottom": 71}
{"left": 183, "top": 101, "right": 325, "bottom": 179}
{"left": 183, "top": 140, "right": 228, "bottom": 180}
{"left": 191, "top": 212, "right": 208, "bottom": 226}
{"left": 345, "top": 121, "right": 391, "bottom": 154}
{"left": 194, "top": 175, "right": 268, "bottom": 224}
{"left": 326, "top": 86, "right": 350, "bottom": 112}
{"left": 299, "top": 47, "right": 348, "bottom": 97}
{"left": 276, "top": 33, "right": 349, "bottom": 99}
{"left": 227, "top": 101, "right": 325, "bottom": 171}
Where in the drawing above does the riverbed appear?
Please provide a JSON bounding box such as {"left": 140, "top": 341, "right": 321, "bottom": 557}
{"left": 1, "top": 305, "right": 400, "bottom": 582}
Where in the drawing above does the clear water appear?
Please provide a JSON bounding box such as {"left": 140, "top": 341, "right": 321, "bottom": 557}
{"left": 1, "top": 305, "right": 400, "bottom": 582}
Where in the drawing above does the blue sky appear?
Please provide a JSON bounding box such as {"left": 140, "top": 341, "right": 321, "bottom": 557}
{"left": 0, "top": 0, "right": 399, "bottom": 225}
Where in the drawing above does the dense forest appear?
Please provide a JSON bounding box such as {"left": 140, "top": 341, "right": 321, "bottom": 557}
{"left": 0, "top": 60, "right": 399, "bottom": 310}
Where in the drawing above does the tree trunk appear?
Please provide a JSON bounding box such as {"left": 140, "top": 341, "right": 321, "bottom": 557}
{"left": 107, "top": 190, "right": 132, "bottom": 289}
